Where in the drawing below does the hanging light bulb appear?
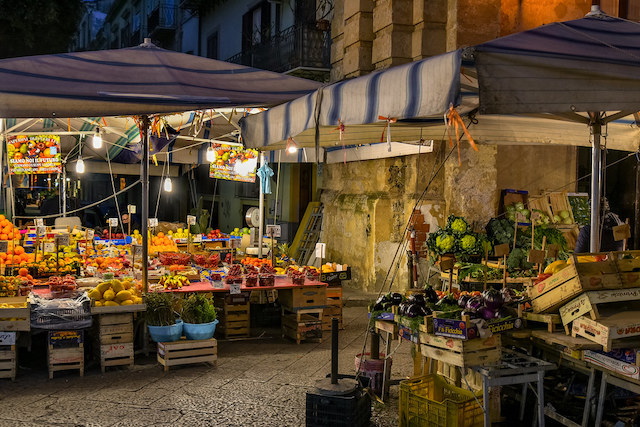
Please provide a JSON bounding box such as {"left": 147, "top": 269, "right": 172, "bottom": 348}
{"left": 286, "top": 137, "right": 298, "bottom": 154}
{"left": 92, "top": 129, "right": 103, "bottom": 149}
{"left": 76, "top": 156, "right": 85, "bottom": 174}
{"left": 206, "top": 144, "right": 215, "bottom": 162}
{"left": 288, "top": 145, "right": 298, "bottom": 154}
{"left": 163, "top": 177, "right": 172, "bottom": 192}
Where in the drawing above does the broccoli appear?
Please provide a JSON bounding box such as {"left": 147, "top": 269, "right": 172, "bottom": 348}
{"left": 460, "top": 234, "right": 477, "bottom": 251}
{"left": 446, "top": 215, "right": 469, "bottom": 234}
{"left": 436, "top": 233, "right": 455, "bottom": 252}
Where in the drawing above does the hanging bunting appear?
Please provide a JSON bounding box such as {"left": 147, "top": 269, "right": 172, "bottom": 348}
{"left": 445, "top": 104, "right": 478, "bottom": 166}
{"left": 378, "top": 115, "right": 396, "bottom": 152}
{"left": 330, "top": 119, "right": 346, "bottom": 164}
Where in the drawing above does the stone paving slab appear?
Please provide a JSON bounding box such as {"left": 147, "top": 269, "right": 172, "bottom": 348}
{"left": 0, "top": 306, "right": 414, "bottom": 426}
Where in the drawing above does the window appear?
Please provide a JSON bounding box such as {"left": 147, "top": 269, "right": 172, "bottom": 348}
{"left": 241, "top": 1, "right": 271, "bottom": 51}
{"left": 206, "top": 32, "right": 219, "bottom": 59}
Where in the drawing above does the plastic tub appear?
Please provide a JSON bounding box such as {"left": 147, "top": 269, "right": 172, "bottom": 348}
{"left": 183, "top": 319, "right": 219, "bottom": 340}
{"left": 355, "top": 353, "right": 391, "bottom": 396}
{"left": 148, "top": 319, "right": 183, "bottom": 342}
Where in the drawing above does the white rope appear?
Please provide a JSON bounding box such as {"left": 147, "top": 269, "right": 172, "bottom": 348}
{"left": 105, "top": 145, "right": 123, "bottom": 229}
{"left": 273, "top": 151, "right": 281, "bottom": 225}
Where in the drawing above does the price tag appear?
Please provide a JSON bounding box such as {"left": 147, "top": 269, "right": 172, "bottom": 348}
{"left": 266, "top": 225, "right": 281, "bottom": 238}
{"left": 229, "top": 283, "right": 241, "bottom": 294}
{"left": 229, "top": 238, "right": 241, "bottom": 249}
{"left": 36, "top": 226, "right": 46, "bottom": 235}
{"left": 546, "top": 244, "right": 560, "bottom": 258}
{"left": 315, "top": 242, "right": 326, "bottom": 258}
{"left": 133, "top": 244, "right": 143, "bottom": 258}
{"left": 439, "top": 255, "right": 456, "bottom": 272}
{"left": 193, "top": 235, "right": 202, "bottom": 243}
{"left": 0, "top": 241, "right": 8, "bottom": 253}
{"left": 149, "top": 218, "right": 158, "bottom": 227}
{"left": 127, "top": 205, "right": 136, "bottom": 214}
{"left": 613, "top": 223, "right": 631, "bottom": 241}
{"left": 108, "top": 218, "right": 119, "bottom": 227}
{"left": 86, "top": 229, "right": 94, "bottom": 241}
{"left": 187, "top": 215, "right": 196, "bottom": 226}
{"left": 528, "top": 249, "right": 546, "bottom": 264}
{"left": 0, "top": 332, "right": 16, "bottom": 346}
{"left": 515, "top": 212, "right": 527, "bottom": 224}
{"left": 530, "top": 211, "right": 541, "bottom": 222}
{"left": 35, "top": 218, "right": 44, "bottom": 227}
{"left": 44, "top": 242, "right": 55, "bottom": 253}
{"left": 213, "top": 280, "right": 224, "bottom": 289}
{"left": 494, "top": 243, "right": 510, "bottom": 257}
{"left": 55, "top": 234, "right": 70, "bottom": 246}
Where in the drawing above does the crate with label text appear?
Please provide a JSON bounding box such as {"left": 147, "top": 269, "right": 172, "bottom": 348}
{"left": 0, "top": 296, "right": 29, "bottom": 332}
{"left": 610, "top": 251, "right": 640, "bottom": 287}
{"left": 529, "top": 254, "right": 621, "bottom": 313}
{"left": 559, "top": 287, "right": 640, "bottom": 332}
{"left": 571, "top": 312, "right": 640, "bottom": 352}
{"left": 214, "top": 293, "right": 250, "bottom": 339}
{"left": 419, "top": 332, "right": 501, "bottom": 368}
{"left": 48, "top": 330, "right": 84, "bottom": 379}
{"left": 431, "top": 313, "right": 523, "bottom": 340}
{"left": 97, "top": 313, "right": 134, "bottom": 372}
{"left": 157, "top": 337, "right": 217, "bottom": 372}
{"left": 583, "top": 349, "right": 640, "bottom": 380}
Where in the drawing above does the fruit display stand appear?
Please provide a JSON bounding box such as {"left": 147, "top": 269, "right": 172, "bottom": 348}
{"left": 157, "top": 338, "right": 217, "bottom": 372}
{"left": 47, "top": 330, "right": 84, "bottom": 379}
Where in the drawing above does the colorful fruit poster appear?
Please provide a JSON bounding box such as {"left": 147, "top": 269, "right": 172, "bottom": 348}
{"left": 7, "top": 135, "right": 62, "bottom": 175}
{"left": 209, "top": 143, "right": 258, "bottom": 183}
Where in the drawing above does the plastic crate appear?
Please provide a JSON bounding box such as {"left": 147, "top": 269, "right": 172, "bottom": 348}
{"left": 399, "top": 374, "right": 484, "bottom": 427}
{"left": 306, "top": 389, "right": 370, "bottom": 427}
{"left": 30, "top": 294, "right": 92, "bottom": 330}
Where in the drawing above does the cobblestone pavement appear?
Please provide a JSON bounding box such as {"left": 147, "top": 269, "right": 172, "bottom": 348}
{"left": 0, "top": 304, "right": 413, "bottom": 426}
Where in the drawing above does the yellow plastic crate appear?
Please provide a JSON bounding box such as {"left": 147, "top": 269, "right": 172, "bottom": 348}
{"left": 399, "top": 374, "right": 484, "bottom": 427}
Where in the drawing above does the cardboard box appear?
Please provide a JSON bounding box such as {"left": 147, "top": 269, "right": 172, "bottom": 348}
{"left": 583, "top": 350, "right": 640, "bottom": 379}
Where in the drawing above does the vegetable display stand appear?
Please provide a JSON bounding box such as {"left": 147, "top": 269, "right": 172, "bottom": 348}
{"left": 157, "top": 338, "right": 217, "bottom": 372}
{"left": 0, "top": 296, "right": 30, "bottom": 332}
{"left": 0, "top": 343, "right": 16, "bottom": 381}
{"left": 97, "top": 313, "right": 134, "bottom": 373}
{"left": 214, "top": 293, "right": 250, "bottom": 339}
{"left": 528, "top": 254, "right": 622, "bottom": 313}
{"left": 399, "top": 374, "right": 484, "bottom": 427}
{"left": 571, "top": 311, "right": 640, "bottom": 351}
{"left": 322, "top": 286, "right": 343, "bottom": 331}
{"left": 47, "top": 331, "right": 84, "bottom": 379}
{"left": 523, "top": 312, "right": 564, "bottom": 333}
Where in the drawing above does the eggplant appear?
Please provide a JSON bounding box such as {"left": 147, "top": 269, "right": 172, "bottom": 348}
{"left": 422, "top": 306, "right": 432, "bottom": 316}
{"left": 482, "top": 288, "right": 504, "bottom": 311}
{"left": 436, "top": 294, "right": 457, "bottom": 307}
{"left": 408, "top": 294, "right": 426, "bottom": 306}
{"left": 391, "top": 292, "right": 404, "bottom": 305}
{"left": 477, "top": 306, "right": 496, "bottom": 320}
{"left": 405, "top": 304, "right": 423, "bottom": 318}
{"left": 458, "top": 294, "right": 472, "bottom": 309}
{"left": 465, "top": 296, "right": 484, "bottom": 312}
{"left": 398, "top": 301, "right": 410, "bottom": 316}
{"left": 372, "top": 302, "right": 384, "bottom": 311}
{"left": 424, "top": 286, "right": 438, "bottom": 304}
{"left": 494, "top": 306, "right": 517, "bottom": 319}
{"left": 500, "top": 287, "right": 517, "bottom": 304}
{"left": 461, "top": 310, "right": 479, "bottom": 319}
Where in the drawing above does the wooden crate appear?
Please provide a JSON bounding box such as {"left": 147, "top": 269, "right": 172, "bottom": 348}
{"left": 282, "top": 310, "right": 323, "bottom": 344}
{"left": 48, "top": 345, "right": 84, "bottom": 379}
{"left": 322, "top": 306, "right": 343, "bottom": 331}
{"left": 419, "top": 332, "right": 501, "bottom": 368}
{"left": 523, "top": 312, "right": 564, "bottom": 333}
{"left": 571, "top": 312, "right": 640, "bottom": 351}
{"left": 0, "top": 344, "right": 16, "bottom": 381}
{"left": 548, "top": 191, "right": 575, "bottom": 224}
{"left": 278, "top": 285, "right": 326, "bottom": 310}
{"left": 0, "top": 296, "right": 30, "bottom": 332}
{"left": 559, "top": 287, "right": 640, "bottom": 329}
{"left": 529, "top": 256, "right": 621, "bottom": 313}
{"left": 528, "top": 194, "right": 553, "bottom": 219}
{"left": 215, "top": 302, "right": 250, "bottom": 339}
{"left": 97, "top": 313, "right": 134, "bottom": 372}
{"left": 157, "top": 338, "right": 217, "bottom": 372}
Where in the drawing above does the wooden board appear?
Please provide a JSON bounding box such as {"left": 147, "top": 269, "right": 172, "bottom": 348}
{"left": 559, "top": 287, "right": 640, "bottom": 326}
{"left": 420, "top": 334, "right": 501, "bottom": 368}
{"left": 278, "top": 286, "right": 326, "bottom": 310}
{"left": 523, "top": 312, "right": 564, "bottom": 333}
{"left": 157, "top": 338, "right": 217, "bottom": 372}
{"left": 528, "top": 194, "right": 554, "bottom": 219}
{"left": 48, "top": 344, "right": 84, "bottom": 379}
{"left": 531, "top": 330, "right": 603, "bottom": 351}
{"left": 548, "top": 191, "right": 575, "bottom": 223}
{"left": 571, "top": 312, "right": 640, "bottom": 351}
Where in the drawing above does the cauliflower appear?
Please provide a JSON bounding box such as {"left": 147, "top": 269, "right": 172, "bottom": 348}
{"left": 446, "top": 215, "right": 469, "bottom": 234}
{"left": 460, "top": 234, "right": 477, "bottom": 251}
{"left": 435, "top": 234, "right": 455, "bottom": 252}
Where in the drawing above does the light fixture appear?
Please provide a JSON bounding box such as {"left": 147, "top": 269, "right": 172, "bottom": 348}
{"left": 206, "top": 144, "right": 215, "bottom": 162}
{"left": 92, "top": 129, "right": 103, "bottom": 149}
{"left": 163, "top": 177, "right": 172, "bottom": 192}
{"left": 286, "top": 137, "right": 298, "bottom": 154}
{"left": 76, "top": 156, "right": 85, "bottom": 174}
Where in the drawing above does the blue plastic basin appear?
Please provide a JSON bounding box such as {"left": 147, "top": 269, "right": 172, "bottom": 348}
{"left": 148, "top": 319, "right": 183, "bottom": 342}
{"left": 183, "top": 319, "right": 219, "bottom": 340}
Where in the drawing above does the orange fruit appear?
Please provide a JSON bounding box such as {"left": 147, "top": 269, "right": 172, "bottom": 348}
{"left": 0, "top": 234, "right": 8, "bottom": 240}
{"left": 0, "top": 215, "right": 5, "bottom": 221}
{"left": 14, "top": 246, "right": 24, "bottom": 255}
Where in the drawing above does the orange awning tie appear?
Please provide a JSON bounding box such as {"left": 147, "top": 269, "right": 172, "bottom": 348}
{"left": 446, "top": 105, "right": 478, "bottom": 166}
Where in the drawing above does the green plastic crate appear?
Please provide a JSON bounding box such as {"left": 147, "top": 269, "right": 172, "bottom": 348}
{"left": 399, "top": 374, "right": 484, "bottom": 427}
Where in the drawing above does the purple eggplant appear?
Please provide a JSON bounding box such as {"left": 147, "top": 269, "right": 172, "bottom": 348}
{"left": 391, "top": 293, "right": 404, "bottom": 305}
{"left": 465, "top": 296, "right": 484, "bottom": 312}
{"left": 482, "top": 288, "right": 504, "bottom": 311}
{"left": 477, "top": 306, "right": 496, "bottom": 320}
{"left": 458, "top": 294, "right": 472, "bottom": 309}
{"left": 405, "top": 304, "right": 422, "bottom": 318}
{"left": 500, "top": 287, "right": 517, "bottom": 304}
{"left": 424, "top": 286, "right": 438, "bottom": 304}
{"left": 408, "top": 293, "right": 426, "bottom": 306}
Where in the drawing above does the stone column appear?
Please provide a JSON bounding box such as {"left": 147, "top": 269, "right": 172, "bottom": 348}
{"left": 342, "top": 0, "right": 374, "bottom": 78}
{"left": 372, "top": 0, "right": 414, "bottom": 70}
{"left": 412, "top": 0, "right": 448, "bottom": 60}
{"left": 331, "top": 0, "right": 345, "bottom": 81}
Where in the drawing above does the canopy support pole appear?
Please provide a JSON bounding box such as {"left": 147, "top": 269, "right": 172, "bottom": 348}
{"left": 61, "top": 166, "right": 67, "bottom": 217}
{"left": 590, "top": 116, "right": 603, "bottom": 252}
{"left": 141, "top": 116, "right": 150, "bottom": 292}
{"left": 258, "top": 152, "right": 265, "bottom": 258}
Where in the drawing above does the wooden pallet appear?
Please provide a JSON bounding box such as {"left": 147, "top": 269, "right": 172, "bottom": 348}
{"left": 559, "top": 287, "right": 640, "bottom": 334}
{"left": 523, "top": 312, "right": 564, "bottom": 333}
{"left": 419, "top": 333, "right": 501, "bottom": 368}
{"left": 97, "top": 313, "right": 134, "bottom": 372}
{"left": 0, "top": 344, "right": 16, "bottom": 381}
{"left": 282, "top": 309, "right": 323, "bottom": 344}
{"left": 571, "top": 312, "right": 640, "bottom": 352}
{"left": 157, "top": 338, "right": 217, "bottom": 372}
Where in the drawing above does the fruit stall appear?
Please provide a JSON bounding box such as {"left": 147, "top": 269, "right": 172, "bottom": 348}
{"left": 365, "top": 192, "right": 640, "bottom": 426}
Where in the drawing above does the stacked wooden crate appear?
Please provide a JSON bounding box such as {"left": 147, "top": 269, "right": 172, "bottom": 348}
{"left": 48, "top": 330, "right": 84, "bottom": 379}
{"left": 97, "top": 313, "right": 134, "bottom": 372}
{"left": 215, "top": 292, "right": 250, "bottom": 339}
{"left": 157, "top": 338, "right": 217, "bottom": 372}
{"left": 279, "top": 285, "right": 326, "bottom": 344}
{"left": 0, "top": 332, "right": 17, "bottom": 381}
{"left": 322, "top": 286, "right": 343, "bottom": 331}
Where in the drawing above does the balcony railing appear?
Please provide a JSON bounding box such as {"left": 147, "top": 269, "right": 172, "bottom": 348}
{"left": 147, "top": 4, "right": 177, "bottom": 33}
{"left": 226, "top": 24, "right": 331, "bottom": 74}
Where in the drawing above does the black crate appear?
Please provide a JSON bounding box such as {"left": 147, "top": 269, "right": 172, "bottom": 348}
{"left": 250, "top": 303, "right": 281, "bottom": 328}
{"left": 306, "top": 389, "right": 370, "bottom": 427}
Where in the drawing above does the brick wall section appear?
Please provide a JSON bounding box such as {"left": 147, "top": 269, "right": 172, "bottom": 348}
{"left": 410, "top": 209, "right": 431, "bottom": 257}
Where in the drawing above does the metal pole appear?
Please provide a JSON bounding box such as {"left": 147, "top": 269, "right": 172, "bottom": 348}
{"left": 635, "top": 161, "right": 640, "bottom": 250}
{"left": 258, "top": 152, "right": 265, "bottom": 258}
{"left": 590, "top": 118, "right": 602, "bottom": 253}
{"left": 141, "top": 116, "right": 150, "bottom": 292}
{"left": 331, "top": 317, "right": 339, "bottom": 384}
{"left": 62, "top": 166, "right": 67, "bottom": 217}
